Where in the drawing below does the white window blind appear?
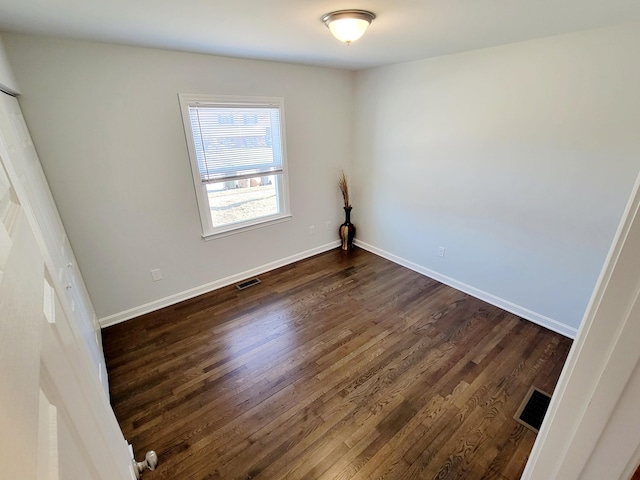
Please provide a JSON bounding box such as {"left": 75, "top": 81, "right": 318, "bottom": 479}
{"left": 187, "top": 105, "right": 284, "bottom": 184}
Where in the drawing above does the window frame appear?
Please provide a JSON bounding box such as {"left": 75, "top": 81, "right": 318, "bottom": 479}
{"left": 178, "top": 94, "right": 291, "bottom": 239}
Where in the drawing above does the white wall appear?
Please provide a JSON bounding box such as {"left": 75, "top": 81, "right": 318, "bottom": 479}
{"left": 2, "top": 34, "right": 354, "bottom": 322}
{"left": 353, "top": 23, "right": 640, "bottom": 335}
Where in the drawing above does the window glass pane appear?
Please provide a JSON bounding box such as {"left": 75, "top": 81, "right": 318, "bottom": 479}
{"left": 206, "top": 175, "right": 279, "bottom": 228}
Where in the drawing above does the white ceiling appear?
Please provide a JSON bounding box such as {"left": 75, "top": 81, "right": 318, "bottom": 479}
{"left": 0, "top": 0, "right": 639, "bottom": 70}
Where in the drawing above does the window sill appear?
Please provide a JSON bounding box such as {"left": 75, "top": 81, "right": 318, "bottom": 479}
{"left": 202, "top": 213, "right": 292, "bottom": 241}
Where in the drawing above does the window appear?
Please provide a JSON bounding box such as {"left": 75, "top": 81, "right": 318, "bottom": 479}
{"left": 178, "top": 94, "right": 291, "bottom": 238}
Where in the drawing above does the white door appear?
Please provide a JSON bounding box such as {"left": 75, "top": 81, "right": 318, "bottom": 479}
{"left": 0, "top": 91, "right": 109, "bottom": 393}
{"left": 0, "top": 95, "right": 135, "bottom": 479}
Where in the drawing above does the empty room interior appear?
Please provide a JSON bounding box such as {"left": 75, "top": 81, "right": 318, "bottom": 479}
{"left": 1, "top": 1, "right": 640, "bottom": 479}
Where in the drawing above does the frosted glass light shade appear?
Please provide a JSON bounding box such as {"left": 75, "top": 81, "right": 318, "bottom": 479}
{"left": 328, "top": 18, "right": 370, "bottom": 44}
{"left": 322, "top": 10, "right": 376, "bottom": 45}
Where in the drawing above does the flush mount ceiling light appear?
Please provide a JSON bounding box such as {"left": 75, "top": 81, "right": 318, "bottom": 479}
{"left": 321, "top": 10, "right": 376, "bottom": 45}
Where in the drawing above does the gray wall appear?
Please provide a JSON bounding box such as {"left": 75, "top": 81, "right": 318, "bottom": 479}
{"left": 0, "top": 38, "right": 18, "bottom": 94}
{"left": 3, "top": 34, "right": 354, "bottom": 321}
{"left": 352, "top": 23, "right": 640, "bottom": 335}
{"left": 5, "top": 24, "right": 640, "bottom": 334}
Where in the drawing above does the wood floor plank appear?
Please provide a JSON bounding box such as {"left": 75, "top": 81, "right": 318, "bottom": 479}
{"left": 103, "top": 247, "right": 572, "bottom": 480}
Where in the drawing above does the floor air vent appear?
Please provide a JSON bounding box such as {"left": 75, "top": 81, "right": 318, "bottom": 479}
{"left": 514, "top": 386, "right": 552, "bottom": 432}
{"left": 236, "top": 278, "right": 261, "bottom": 290}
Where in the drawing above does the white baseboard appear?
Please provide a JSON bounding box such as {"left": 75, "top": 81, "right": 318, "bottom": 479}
{"left": 99, "top": 241, "right": 341, "bottom": 328}
{"left": 100, "top": 238, "right": 577, "bottom": 338}
{"left": 354, "top": 240, "right": 577, "bottom": 339}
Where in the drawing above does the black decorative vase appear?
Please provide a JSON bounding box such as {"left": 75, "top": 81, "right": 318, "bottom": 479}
{"left": 339, "top": 206, "right": 356, "bottom": 250}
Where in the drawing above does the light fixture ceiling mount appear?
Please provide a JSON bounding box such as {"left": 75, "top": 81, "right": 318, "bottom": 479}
{"left": 321, "top": 9, "right": 376, "bottom": 45}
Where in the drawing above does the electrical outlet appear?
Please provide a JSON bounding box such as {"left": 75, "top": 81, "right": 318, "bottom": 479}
{"left": 438, "top": 246, "right": 446, "bottom": 258}
{"left": 309, "top": 225, "right": 316, "bottom": 235}
{"left": 326, "top": 221, "right": 331, "bottom": 230}
{"left": 151, "top": 268, "right": 163, "bottom": 282}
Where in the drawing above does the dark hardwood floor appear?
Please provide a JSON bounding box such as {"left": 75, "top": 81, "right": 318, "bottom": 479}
{"left": 103, "top": 247, "right": 572, "bottom": 480}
